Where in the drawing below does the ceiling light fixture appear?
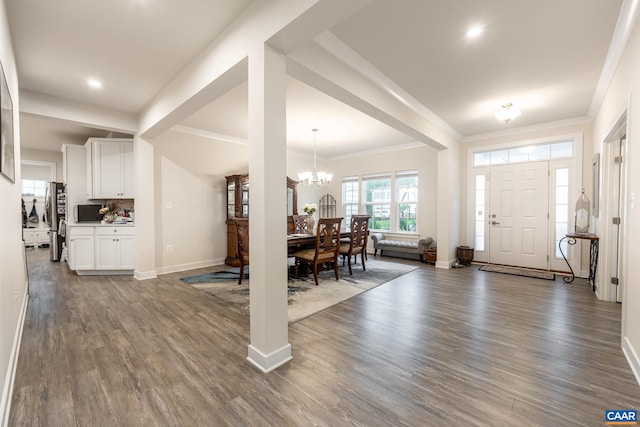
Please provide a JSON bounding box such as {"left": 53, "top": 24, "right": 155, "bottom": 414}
{"left": 87, "top": 78, "right": 103, "bottom": 89}
{"left": 494, "top": 103, "right": 522, "bottom": 124}
{"left": 298, "top": 128, "right": 332, "bottom": 187}
{"left": 466, "top": 25, "right": 483, "bottom": 38}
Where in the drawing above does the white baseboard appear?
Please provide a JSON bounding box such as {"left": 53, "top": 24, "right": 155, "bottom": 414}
{"left": 156, "top": 258, "right": 225, "bottom": 275}
{"left": 247, "top": 343, "right": 292, "bottom": 373}
{"left": 1, "top": 286, "right": 28, "bottom": 427}
{"left": 134, "top": 270, "right": 157, "bottom": 280}
{"left": 622, "top": 336, "right": 640, "bottom": 387}
{"left": 435, "top": 260, "right": 453, "bottom": 269}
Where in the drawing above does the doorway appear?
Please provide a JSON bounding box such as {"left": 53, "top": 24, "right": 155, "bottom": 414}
{"left": 488, "top": 161, "right": 549, "bottom": 269}
{"left": 467, "top": 136, "right": 583, "bottom": 271}
{"left": 21, "top": 160, "right": 57, "bottom": 262}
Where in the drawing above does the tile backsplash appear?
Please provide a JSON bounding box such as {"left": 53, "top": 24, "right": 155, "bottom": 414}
{"left": 101, "top": 199, "right": 134, "bottom": 216}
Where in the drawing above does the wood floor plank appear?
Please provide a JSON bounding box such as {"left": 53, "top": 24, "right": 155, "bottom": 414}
{"left": 8, "top": 248, "right": 640, "bottom": 426}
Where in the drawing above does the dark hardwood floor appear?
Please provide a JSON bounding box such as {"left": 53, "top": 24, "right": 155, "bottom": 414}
{"left": 9, "top": 247, "right": 640, "bottom": 426}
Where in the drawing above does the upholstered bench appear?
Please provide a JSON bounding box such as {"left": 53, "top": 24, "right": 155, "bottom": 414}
{"left": 370, "top": 233, "right": 435, "bottom": 262}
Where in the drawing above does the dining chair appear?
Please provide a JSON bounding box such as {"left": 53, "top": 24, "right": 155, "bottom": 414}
{"left": 292, "top": 214, "right": 309, "bottom": 234}
{"left": 293, "top": 217, "right": 343, "bottom": 286}
{"left": 233, "top": 218, "right": 249, "bottom": 284}
{"left": 339, "top": 215, "right": 370, "bottom": 275}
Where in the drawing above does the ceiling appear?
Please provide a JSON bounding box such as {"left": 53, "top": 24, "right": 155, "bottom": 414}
{"left": 6, "top": 0, "right": 625, "bottom": 157}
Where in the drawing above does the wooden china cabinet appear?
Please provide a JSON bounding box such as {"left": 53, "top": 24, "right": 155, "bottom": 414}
{"left": 225, "top": 174, "right": 298, "bottom": 266}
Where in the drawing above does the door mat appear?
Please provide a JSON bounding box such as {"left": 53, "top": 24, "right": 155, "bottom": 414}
{"left": 479, "top": 264, "right": 555, "bottom": 281}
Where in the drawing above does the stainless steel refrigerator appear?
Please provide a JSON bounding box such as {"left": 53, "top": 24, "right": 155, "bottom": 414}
{"left": 45, "top": 182, "right": 66, "bottom": 261}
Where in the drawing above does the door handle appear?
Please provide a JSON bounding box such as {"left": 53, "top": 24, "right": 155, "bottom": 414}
{"left": 491, "top": 221, "right": 500, "bottom": 225}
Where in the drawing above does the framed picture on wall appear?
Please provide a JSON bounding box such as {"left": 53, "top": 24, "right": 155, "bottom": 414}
{"left": 1, "top": 60, "right": 15, "bottom": 183}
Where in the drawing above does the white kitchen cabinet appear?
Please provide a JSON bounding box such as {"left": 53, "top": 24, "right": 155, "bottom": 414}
{"left": 95, "top": 227, "right": 135, "bottom": 270}
{"left": 85, "top": 138, "right": 134, "bottom": 199}
{"left": 67, "top": 227, "right": 95, "bottom": 270}
{"left": 67, "top": 225, "right": 135, "bottom": 274}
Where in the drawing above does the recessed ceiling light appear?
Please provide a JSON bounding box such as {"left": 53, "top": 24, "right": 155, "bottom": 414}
{"left": 466, "top": 25, "right": 483, "bottom": 39}
{"left": 87, "top": 78, "right": 103, "bottom": 89}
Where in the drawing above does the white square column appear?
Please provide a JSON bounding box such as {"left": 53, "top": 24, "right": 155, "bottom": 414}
{"left": 246, "top": 43, "right": 291, "bottom": 372}
{"left": 133, "top": 135, "right": 157, "bottom": 280}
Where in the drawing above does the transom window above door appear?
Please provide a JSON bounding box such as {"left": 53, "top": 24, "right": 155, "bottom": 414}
{"left": 473, "top": 141, "right": 573, "bottom": 167}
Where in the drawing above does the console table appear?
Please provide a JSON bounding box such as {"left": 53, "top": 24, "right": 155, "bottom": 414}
{"left": 559, "top": 233, "right": 599, "bottom": 291}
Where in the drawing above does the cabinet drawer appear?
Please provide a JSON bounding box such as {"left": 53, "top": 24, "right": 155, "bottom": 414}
{"left": 67, "top": 227, "right": 94, "bottom": 236}
{"left": 95, "top": 227, "right": 135, "bottom": 236}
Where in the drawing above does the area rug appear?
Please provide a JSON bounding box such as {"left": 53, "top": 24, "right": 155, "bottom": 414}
{"left": 479, "top": 264, "right": 555, "bottom": 280}
{"left": 181, "top": 259, "right": 417, "bottom": 324}
{"left": 181, "top": 268, "right": 248, "bottom": 283}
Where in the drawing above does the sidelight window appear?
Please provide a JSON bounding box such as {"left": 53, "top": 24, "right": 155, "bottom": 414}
{"left": 475, "top": 175, "right": 486, "bottom": 251}
{"left": 555, "top": 168, "right": 570, "bottom": 257}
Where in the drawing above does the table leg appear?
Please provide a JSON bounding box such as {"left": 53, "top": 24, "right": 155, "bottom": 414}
{"left": 589, "top": 239, "right": 599, "bottom": 292}
{"left": 559, "top": 235, "right": 577, "bottom": 283}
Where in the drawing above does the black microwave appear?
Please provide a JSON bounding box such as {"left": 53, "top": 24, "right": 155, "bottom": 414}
{"left": 75, "top": 204, "right": 103, "bottom": 222}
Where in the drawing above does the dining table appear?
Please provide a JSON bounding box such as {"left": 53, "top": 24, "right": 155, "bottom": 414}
{"left": 286, "top": 230, "right": 351, "bottom": 255}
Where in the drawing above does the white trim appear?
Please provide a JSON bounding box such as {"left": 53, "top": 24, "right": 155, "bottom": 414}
{"left": 329, "top": 141, "right": 425, "bottom": 161}
{"left": 170, "top": 125, "right": 248, "bottom": 146}
{"left": 134, "top": 270, "right": 158, "bottom": 280}
{"left": 1, "top": 286, "right": 28, "bottom": 427}
{"left": 20, "top": 160, "right": 57, "bottom": 182}
{"left": 600, "top": 105, "right": 629, "bottom": 302}
{"left": 622, "top": 336, "right": 640, "bottom": 387}
{"left": 462, "top": 117, "right": 591, "bottom": 143}
{"left": 314, "top": 31, "right": 462, "bottom": 142}
{"left": 588, "top": 0, "right": 640, "bottom": 117}
{"left": 435, "top": 260, "right": 452, "bottom": 269}
{"left": 247, "top": 343, "right": 292, "bottom": 373}
{"left": 76, "top": 270, "right": 134, "bottom": 276}
{"left": 156, "top": 258, "right": 225, "bottom": 276}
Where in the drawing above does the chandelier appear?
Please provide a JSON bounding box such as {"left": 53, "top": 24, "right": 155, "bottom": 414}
{"left": 494, "top": 102, "right": 522, "bottom": 124}
{"left": 298, "top": 128, "right": 333, "bottom": 186}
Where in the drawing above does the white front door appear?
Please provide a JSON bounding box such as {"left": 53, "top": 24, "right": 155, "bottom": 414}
{"left": 489, "top": 161, "right": 549, "bottom": 269}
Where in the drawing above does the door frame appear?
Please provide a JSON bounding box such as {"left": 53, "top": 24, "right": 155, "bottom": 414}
{"left": 466, "top": 133, "right": 583, "bottom": 270}
{"left": 600, "top": 110, "right": 629, "bottom": 303}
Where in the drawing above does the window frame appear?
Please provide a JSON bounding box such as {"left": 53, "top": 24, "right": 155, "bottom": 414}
{"left": 395, "top": 171, "right": 418, "bottom": 233}
{"left": 344, "top": 171, "right": 420, "bottom": 233}
{"left": 362, "top": 173, "right": 392, "bottom": 232}
{"left": 342, "top": 176, "right": 360, "bottom": 228}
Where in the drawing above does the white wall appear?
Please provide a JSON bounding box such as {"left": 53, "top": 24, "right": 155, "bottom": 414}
{"left": 592, "top": 11, "right": 640, "bottom": 383}
{"left": 152, "top": 130, "right": 249, "bottom": 273}
{"left": 319, "top": 143, "right": 439, "bottom": 239}
{"left": 149, "top": 130, "right": 438, "bottom": 273}
{"left": 20, "top": 147, "right": 62, "bottom": 181}
{"left": 0, "top": 2, "right": 28, "bottom": 424}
